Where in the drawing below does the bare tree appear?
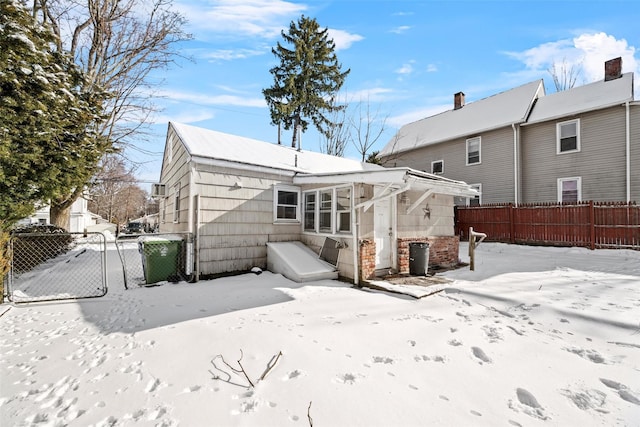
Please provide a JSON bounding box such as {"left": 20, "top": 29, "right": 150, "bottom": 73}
{"left": 88, "top": 155, "right": 147, "bottom": 226}
{"left": 349, "top": 97, "right": 388, "bottom": 162}
{"left": 378, "top": 130, "right": 406, "bottom": 168}
{"left": 31, "top": 0, "right": 191, "bottom": 228}
{"left": 548, "top": 58, "right": 583, "bottom": 92}
{"left": 320, "top": 100, "right": 349, "bottom": 157}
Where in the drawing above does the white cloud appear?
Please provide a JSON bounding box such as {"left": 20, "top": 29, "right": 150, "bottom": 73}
{"left": 201, "top": 47, "right": 268, "bottom": 61}
{"left": 389, "top": 25, "right": 411, "bottom": 34}
{"left": 158, "top": 89, "right": 266, "bottom": 108}
{"left": 343, "top": 87, "right": 394, "bottom": 104}
{"left": 426, "top": 64, "right": 438, "bottom": 72}
{"left": 388, "top": 104, "right": 449, "bottom": 128}
{"left": 506, "top": 32, "right": 638, "bottom": 84}
{"left": 327, "top": 29, "right": 364, "bottom": 51}
{"left": 176, "top": 0, "right": 307, "bottom": 39}
{"left": 395, "top": 60, "right": 415, "bottom": 75}
{"left": 152, "top": 110, "right": 217, "bottom": 125}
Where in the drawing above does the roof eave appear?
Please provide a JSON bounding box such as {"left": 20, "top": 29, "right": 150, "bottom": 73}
{"left": 190, "top": 155, "right": 297, "bottom": 177}
{"left": 522, "top": 98, "right": 634, "bottom": 126}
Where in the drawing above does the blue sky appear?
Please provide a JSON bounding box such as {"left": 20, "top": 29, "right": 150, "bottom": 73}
{"left": 135, "top": 0, "right": 640, "bottom": 182}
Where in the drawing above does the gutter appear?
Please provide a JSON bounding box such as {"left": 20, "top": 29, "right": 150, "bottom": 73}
{"left": 351, "top": 183, "right": 359, "bottom": 285}
{"left": 626, "top": 101, "right": 630, "bottom": 202}
{"left": 512, "top": 123, "right": 519, "bottom": 206}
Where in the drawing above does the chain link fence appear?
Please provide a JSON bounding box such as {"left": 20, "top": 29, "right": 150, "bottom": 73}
{"left": 115, "top": 232, "right": 195, "bottom": 289}
{"left": 6, "top": 232, "right": 108, "bottom": 304}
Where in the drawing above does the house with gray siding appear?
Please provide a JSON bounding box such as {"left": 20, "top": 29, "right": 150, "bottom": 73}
{"left": 379, "top": 57, "right": 639, "bottom": 205}
{"left": 156, "top": 122, "right": 477, "bottom": 284}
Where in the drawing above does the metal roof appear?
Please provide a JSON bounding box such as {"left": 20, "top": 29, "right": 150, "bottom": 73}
{"left": 169, "top": 121, "right": 380, "bottom": 174}
{"left": 380, "top": 79, "right": 544, "bottom": 156}
{"left": 524, "top": 72, "right": 634, "bottom": 125}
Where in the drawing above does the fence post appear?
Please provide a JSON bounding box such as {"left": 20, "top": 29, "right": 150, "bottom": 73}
{"left": 509, "top": 203, "right": 515, "bottom": 244}
{"left": 589, "top": 200, "right": 595, "bottom": 250}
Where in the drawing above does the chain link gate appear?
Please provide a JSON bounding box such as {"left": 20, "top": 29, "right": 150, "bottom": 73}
{"left": 6, "top": 232, "right": 108, "bottom": 304}
{"left": 115, "top": 232, "right": 195, "bottom": 289}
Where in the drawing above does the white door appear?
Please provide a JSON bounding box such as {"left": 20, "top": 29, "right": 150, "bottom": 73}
{"left": 374, "top": 189, "right": 393, "bottom": 271}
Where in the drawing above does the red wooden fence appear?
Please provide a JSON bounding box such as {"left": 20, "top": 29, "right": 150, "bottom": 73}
{"left": 455, "top": 201, "right": 640, "bottom": 250}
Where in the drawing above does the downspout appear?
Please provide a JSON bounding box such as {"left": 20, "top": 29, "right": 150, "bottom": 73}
{"left": 512, "top": 123, "right": 519, "bottom": 206}
{"left": 351, "top": 183, "right": 359, "bottom": 285}
{"left": 625, "top": 101, "right": 630, "bottom": 202}
{"left": 188, "top": 162, "right": 196, "bottom": 234}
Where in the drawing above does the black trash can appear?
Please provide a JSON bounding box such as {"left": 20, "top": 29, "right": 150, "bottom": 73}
{"left": 409, "top": 242, "right": 430, "bottom": 276}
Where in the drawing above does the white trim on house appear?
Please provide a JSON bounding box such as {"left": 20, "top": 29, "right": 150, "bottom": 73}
{"left": 431, "top": 159, "right": 444, "bottom": 174}
{"left": 466, "top": 136, "right": 481, "bottom": 165}
{"left": 557, "top": 177, "right": 582, "bottom": 203}
{"left": 273, "top": 184, "right": 301, "bottom": 224}
{"left": 556, "top": 119, "right": 581, "bottom": 154}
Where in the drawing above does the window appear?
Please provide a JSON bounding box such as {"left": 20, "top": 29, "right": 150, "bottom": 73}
{"left": 466, "top": 137, "right": 481, "bottom": 165}
{"left": 469, "top": 184, "right": 482, "bottom": 206}
{"left": 431, "top": 160, "right": 444, "bottom": 174}
{"left": 173, "top": 184, "right": 180, "bottom": 222}
{"left": 303, "top": 186, "right": 352, "bottom": 235}
{"left": 558, "top": 177, "right": 581, "bottom": 203}
{"left": 557, "top": 119, "right": 580, "bottom": 153}
{"left": 274, "top": 186, "right": 300, "bottom": 222}
{"left": 336, "top": 188, "right": 351, "bottom": 233}
{"left": 304, "top": 192, "right": 316, "bottom": 231}
{"left": 319, "top": 190, "right": 332, "bottom": 232}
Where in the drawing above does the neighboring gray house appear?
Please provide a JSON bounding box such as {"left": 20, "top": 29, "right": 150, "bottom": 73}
{"left": 157, "top": 122, "right": 476, "bottom": 283}
{"left": 380, "top": 58, "right": 640, "bottom": 205}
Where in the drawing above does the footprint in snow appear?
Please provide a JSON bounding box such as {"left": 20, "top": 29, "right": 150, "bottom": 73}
{"left": 508, "top": 388, "right": 548, "bottom": 420}
{"left": 565, "top": 347, "right": 608, "bottom": 364}
{"left": 282, "top": 370, "right": 304, "bottom": 381}
{"left": 560, "top": 388, "right": 607, "bottom": 411}
{"left": 471, "top": 347, "right": 492, "bottom": 364}
{"left": 600, "top": 378, "right": 640, "bottom": 405}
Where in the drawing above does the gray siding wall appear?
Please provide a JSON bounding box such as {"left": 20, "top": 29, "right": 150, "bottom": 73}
{"left": 382, "top": 126, "right": 515, "bottom": 204}
{"left": 159, "top": 129, "right": 191, "bottom": 233}
{"left": 521, "top": 106, "right": 628, "bottom": 203}
{"left": 396, "top": 191, "right": 454, "bottom": 237}
{"left": 195, "top": 164, "right": 301, "bottom": 276}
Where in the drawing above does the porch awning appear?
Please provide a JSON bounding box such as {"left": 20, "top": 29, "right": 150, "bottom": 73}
{"left": 292, "top": 167, "right": 478, "bottom": 198}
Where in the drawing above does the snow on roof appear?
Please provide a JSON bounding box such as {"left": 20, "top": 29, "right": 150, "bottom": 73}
{"left": 524, "top": 72, "right": 634, "bottom": 125}
{"left": 380, "top": 79, "right": 544, "bottom": 156}
{"left": 169, "top": 122, "right": 382, "bottom": 174}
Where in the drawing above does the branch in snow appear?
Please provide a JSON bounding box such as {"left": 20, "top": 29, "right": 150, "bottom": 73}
{"left": 210, "top": 349, "right": 283, "bottom": 389}
{"left": 259, "top": 351, "right": 283, "bottom": 381}
{"left": 308, "top": 401, "right": 313, "bottom": 427}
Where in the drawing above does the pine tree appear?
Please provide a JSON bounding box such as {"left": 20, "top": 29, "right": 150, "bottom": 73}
{"left": 263, "top": 15, "right": 350, "bottom": 148}
{"left": 0, "top": 0, "right": 105, "bottom": 228}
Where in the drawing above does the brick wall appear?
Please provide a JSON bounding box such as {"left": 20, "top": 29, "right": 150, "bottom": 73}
{"left": 397, "top": 236, "right": 460, "bottom": 274}
{"left": 359, "top": 239, "right": 376, "bottom": 282}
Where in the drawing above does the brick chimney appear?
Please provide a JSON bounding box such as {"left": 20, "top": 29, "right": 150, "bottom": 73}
{"left": 454, "top": 91, "right": 465, "bottom": 110}
{"left": 604, "top": 57, "right": 622, "bottom": 81}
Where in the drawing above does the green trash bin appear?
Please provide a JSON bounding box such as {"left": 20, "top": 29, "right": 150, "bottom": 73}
{"left": 139, "top": 236, "right": 182, "bottom": 284}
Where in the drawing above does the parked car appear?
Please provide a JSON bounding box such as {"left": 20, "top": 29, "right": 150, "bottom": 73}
{"left": 123, "top": 222, "right": 144, "bottom": 234}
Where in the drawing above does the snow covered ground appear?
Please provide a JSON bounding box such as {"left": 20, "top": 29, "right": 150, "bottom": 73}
{"left": 1, "top": 242, "right": 639, "bottom": 426}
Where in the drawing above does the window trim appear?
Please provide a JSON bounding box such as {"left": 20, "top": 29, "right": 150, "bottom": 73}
{"left": 468, "top": 183, "right": 482, "bottom": 206}
{"left": 557, "top": 177, "right": 582, "bottom": 203}
{"left": 303, "top": 191, "right": 316, "bottom": 231}
{"left": 302, "top": 185, "right": 353, "bottom": 236}
{"left": 273, "top": 185, "right": 301, "bottom": 223}
{"left": 556, "top": 119, "right": 581, "bottom": 154}
{"left": 335, "top": 187, "right": 351, "bottom": 233}
{"left": 431, "top": 160, "right": 444, "bottom": 175}
{"left": 466, "top": 136, "right": 481, "bottom": 165}
{"left": 173, "top": 183, "right": 180, "bottom": 223}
